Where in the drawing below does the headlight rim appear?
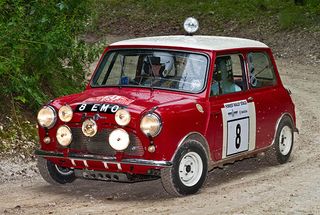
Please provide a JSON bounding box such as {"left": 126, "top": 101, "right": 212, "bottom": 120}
{"left": 58, "top": 105, "right": 73, "bottom": 122}
{"left": 56, "top": 125, "right": 72, "bottom": 147}
{"left": 115, "top": 109, "right": 131, "bottom": 126}
{"left": 140, "top": 113, "right": 162, "bottom": 138}
{"left": 37, "top": 105, "right": 57, "bottom": 129}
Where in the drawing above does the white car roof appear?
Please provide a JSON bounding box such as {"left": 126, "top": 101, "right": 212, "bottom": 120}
{"left": 110, "top": 35, "right": 269, "bottom": 51}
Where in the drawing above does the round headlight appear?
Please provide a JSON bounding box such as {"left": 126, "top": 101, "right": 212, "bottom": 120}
{"left": 37, "top": 106, "right": 57, "bottom": 128}
{"left": 82, "top": 119, "right": 97, "bottom": 137}
{"left": 183, "top": 17, "right": 199, "bottom": 34}
{"left": 115, "top": 109, "right": 131, "bottom": 126}
{"left": 58, "top": 105, "right": 73, "bottom": 122}
{"left": 140, "top": 113, "right": 162, "bottom": 137}
{"left": 56, "top": 125, "right": 72, "bottom": 147}
{"left": 109, "top": 128, "right": 130, "bottom": 151}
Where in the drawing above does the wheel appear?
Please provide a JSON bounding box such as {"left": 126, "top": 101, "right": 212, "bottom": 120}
{"left": 37, "top": 157, "right": 76, "bottom": 185}
{"left": 161, "top": 140, "right": 208, "bottom": 196}
{"left": 265, "top": 116, "right": 294, "bottom": 165}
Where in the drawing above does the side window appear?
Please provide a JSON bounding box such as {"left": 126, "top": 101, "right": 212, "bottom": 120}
{"left": 211, "top": 54, "right": 247, "bottom": 96}
{"left": 247, "top": 52, "right": 276, "bottom": 88}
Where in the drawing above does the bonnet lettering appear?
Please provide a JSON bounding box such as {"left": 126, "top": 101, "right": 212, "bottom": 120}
{"left": 111, "top": 105, "right": 120, "bottom": 113}
{"left": 91, "top": 104, "right": 99, "bottom": 111}
{"left": 79, "top": 104, "right": 86, "bottom": 111}
{"left": 100, "top": 104, "right": 110, "bottom": 112}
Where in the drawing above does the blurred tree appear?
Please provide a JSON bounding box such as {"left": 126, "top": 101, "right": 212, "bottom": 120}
{"left": 294, "top": 0, "right": 305, "bottom": 5}
{"left": 0, "top": 0, "right": 101, "bottom": 109}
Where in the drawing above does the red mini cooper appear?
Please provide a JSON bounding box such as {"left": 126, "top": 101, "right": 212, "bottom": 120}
{"left": 36, "top": 18, "right": 297, "bottom": 196}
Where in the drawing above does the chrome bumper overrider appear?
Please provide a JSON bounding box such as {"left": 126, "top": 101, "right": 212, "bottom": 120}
{"left": 35, "top": 149, "right": 172, "bottom": 167}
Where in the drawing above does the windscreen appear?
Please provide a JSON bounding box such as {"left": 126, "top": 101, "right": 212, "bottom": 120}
{"left": 91, "top": 50, "right": 208, "bottom": 93}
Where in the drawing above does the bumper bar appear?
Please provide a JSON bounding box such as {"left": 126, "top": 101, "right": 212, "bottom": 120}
{"left": 35, "top": 149, "right": 172, "bottom": 167}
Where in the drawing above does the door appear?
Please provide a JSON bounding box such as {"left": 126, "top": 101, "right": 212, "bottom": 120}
{"left": 208, "top": 54, "right": 256, "bottom": 161}
{"left": 246, "top": 51, "right": 280, "bottom": 149}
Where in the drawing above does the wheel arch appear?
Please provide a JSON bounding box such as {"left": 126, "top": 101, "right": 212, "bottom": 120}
{"left": 170, "top": 132, "right": 212, "bottom": 164}
{"left": 271, "top": 112, "right": 295, "bottom": 146}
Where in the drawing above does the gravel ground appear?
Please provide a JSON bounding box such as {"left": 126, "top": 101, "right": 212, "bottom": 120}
{"left": 0, "top": 58, "right": 319, "bottom": 215}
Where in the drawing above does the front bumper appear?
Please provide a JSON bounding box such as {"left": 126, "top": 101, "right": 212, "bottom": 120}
{"left": 35, "top": 149, "right": 172, "bottom": 168}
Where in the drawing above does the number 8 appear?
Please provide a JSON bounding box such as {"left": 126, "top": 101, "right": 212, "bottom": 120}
{"left": 235, "top": 124, "right": 241, "bottom": 149}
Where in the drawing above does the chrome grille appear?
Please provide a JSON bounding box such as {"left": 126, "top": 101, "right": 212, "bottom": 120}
{"left": 69, "top": 128, "right": 144, "bottom": 156}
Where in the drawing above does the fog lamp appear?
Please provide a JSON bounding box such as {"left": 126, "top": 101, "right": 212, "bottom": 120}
{"left": 115, "top": 109, "right": 131, "bottom": 126}
{"left": 56, "top": 125, "right": 72, "bottom": 147}
{"left": 82, "top": 119, "right": 97, "bottom": 137}
{"left": 58, "top": 105, "right": 73, "bottom": 122}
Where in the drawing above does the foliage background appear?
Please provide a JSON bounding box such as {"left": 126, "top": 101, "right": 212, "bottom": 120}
{"left": 0, "top": 0, "right": 102, "bottom": 111}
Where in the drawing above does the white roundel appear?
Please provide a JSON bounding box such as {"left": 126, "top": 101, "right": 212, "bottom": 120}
{"left": 109, "top": 128, "right": 130, "bottom": 151}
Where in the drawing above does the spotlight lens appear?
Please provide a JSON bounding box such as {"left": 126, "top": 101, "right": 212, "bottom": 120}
{"left": 56, "top": 125, "right": 72, "bottom": 147}
{"left": 115, "top": 109, "right": 131, "bottom": 126}
{"left": 82, "top": 119, "right": 98, "bottom": 137}
{"left": 183, "top": 17, "right": 199, "bottom": 34}
{"left": 58, "top": 105, "right": 73, "bottom": 122}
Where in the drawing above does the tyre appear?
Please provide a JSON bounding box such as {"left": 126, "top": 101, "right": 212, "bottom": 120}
{"left": 265, "top": 116, "right": 294, "bottom": 165}
{"left": 37, "top": 157, "right": 76, "bottom": 185}
{"left": 161, "top": 140, "right": 208, "bottom": 196}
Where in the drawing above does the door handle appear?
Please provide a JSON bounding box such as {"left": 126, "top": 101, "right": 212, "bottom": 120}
{"left": 247, "top": 97, "right": 254, "bottom": 102}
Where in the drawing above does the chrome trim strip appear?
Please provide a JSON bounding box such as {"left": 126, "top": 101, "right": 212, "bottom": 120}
{"left": 35, "top": 150, "right": 172, "bottom": 167}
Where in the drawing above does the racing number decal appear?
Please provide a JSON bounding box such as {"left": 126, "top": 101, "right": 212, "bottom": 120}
{"left": 224, "top": 100, "right": 250, "bottom": 156}
{"left": 235, "top": 124, "right": 241, "bottom": 149}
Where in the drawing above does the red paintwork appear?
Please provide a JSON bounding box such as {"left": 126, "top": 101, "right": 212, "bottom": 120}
{"left": 37, "top": 43, "right": 296, "bottom": 175}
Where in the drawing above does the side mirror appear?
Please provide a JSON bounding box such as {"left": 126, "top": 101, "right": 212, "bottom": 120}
{"left": 213, "top": 70, "right": 222, "bottom": 82}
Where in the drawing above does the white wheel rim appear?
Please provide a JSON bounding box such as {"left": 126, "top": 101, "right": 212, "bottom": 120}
{"left": 55, "top": 164, "right": 73, "bottom": 176}
{"left": 178, "top": 152, "right": 203, "bottom": 187}
{"left": 279, "top": 126, "right": 293, "bottom": 156}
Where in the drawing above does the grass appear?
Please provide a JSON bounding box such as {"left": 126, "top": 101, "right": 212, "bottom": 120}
{"left": 0, "top": 109, "right": 38, "bottom": 157}
{"left": 89, "top": 0, "right": 320, "bottom": 35}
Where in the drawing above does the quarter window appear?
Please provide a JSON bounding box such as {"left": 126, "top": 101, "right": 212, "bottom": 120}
{"left": 247, "top": 52, "right": 276, "bottom": 88}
